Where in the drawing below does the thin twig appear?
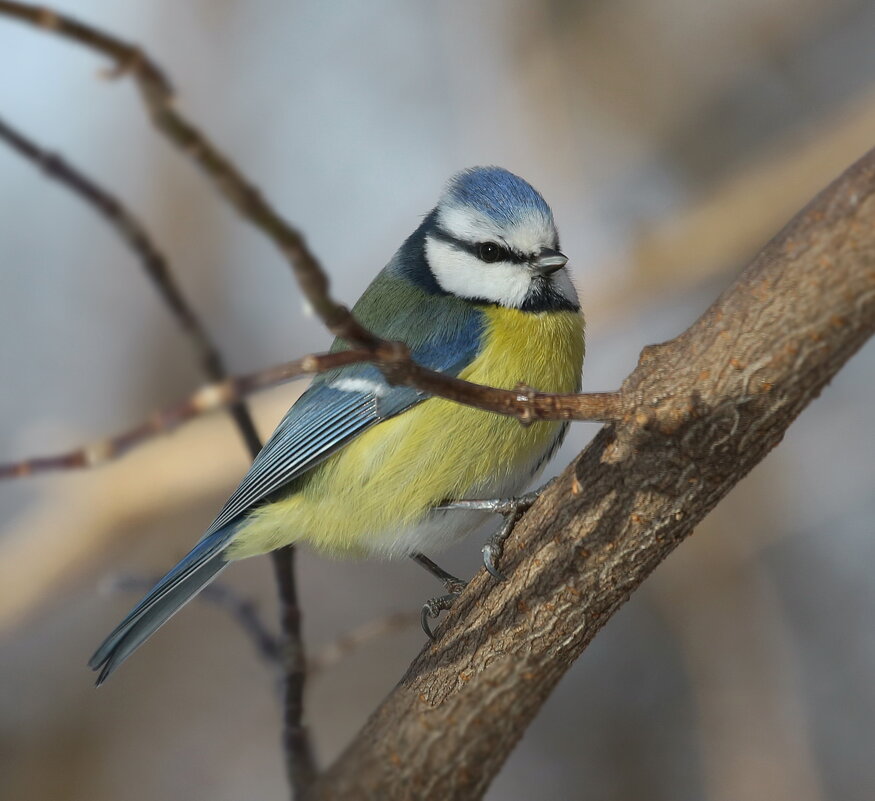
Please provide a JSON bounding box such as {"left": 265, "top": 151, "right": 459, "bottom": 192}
{"left": 0, "top": 0, "right": 376, "bottom": 347}
{"left": 0, "top": 368, "right": 624, "bottom": 480}
{"left": 0, "top": 0, "right": 626, "bottom": 429}
{"left": 307, "top": 611, "right": 420, "bottom": 675}
{"left": 272, "top": 547, "right": 317, "bottom": 793}
{"left": 113, "top": 576, "right": 420, "bottom": 678}
{"left": 0, "top": 118, "right": 214, "bottom": 386}
{"left": 0, "top": 349, "right": 371, "bottom": 480}
{"left": 110, "top": 576, "right": 281, "bottom": 665}
{"left": 0, "top": 113, "right": 269, "bottom": 455}
{"left": 0, "top": 9, "right": 319, "bottom": 787}
{"left": 0, "top": 5, "right": 614, "bottom": 796}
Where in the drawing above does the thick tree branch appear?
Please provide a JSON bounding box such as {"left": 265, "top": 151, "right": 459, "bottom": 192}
{"left": 4, "top": 5, "right": 872, "bottom": 799}
{"left": 306, "top": 150, "right": 875, "bottom": 800}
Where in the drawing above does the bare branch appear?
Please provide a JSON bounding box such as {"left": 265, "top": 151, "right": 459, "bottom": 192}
{"left": 0, "top": 11, "right": 318, "bottom": 789}
{"left": 0, "top": 2, "right": 173, "bottom": 90}
{"left": 0, "top": 349, "right": 371, "bottom": 480}
{"left": 307, "top": 611, "right": 420, "bottom": 676}
{"left": 306, "top": 150, "right": 875, "bottom": 800}
{"left": 0, "top": 0, "right": 377, "bottom": 347}
{"left": 0, "top": 0, "right": 626, "bottom": 428}
{"left": 0, "top": 118, "right": 265, "bottom": 471}
{"left": 0, "top": 117, "right": 221, "bottom": 389}
{"left": 0, "top": 368, "right": 625, "bottom": 480}
{"left": 111, "top": 576, "right": 281, "bottom": 665}
{"left": 115, "top": 574, "right": 419, "bottom": 678}
{"left": 271, "top": 545, "right": 317, "bottom": 792}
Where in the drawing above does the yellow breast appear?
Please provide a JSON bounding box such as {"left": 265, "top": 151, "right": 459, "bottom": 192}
{"left": 462, "top": 305, "right": 585, "bottom": 398}
{"left": 227, "top": 307, "right": 585, "bottom": 559}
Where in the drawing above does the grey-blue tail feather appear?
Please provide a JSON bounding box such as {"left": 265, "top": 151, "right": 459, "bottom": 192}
{"left": 89, "top": 521, "right": 239, "bottom": 685}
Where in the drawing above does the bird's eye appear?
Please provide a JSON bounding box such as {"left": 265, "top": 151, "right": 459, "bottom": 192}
{"left": 478, "top": 242, "right": 502, "bottom": 263}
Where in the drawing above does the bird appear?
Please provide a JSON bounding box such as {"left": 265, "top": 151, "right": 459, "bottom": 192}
{"left": 89, "top": 166, "right": 585, "bottom": 684}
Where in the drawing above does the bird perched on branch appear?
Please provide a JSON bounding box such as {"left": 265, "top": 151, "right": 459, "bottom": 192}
{"left": 90, "top": 166, "right": 585, "bottom": 683}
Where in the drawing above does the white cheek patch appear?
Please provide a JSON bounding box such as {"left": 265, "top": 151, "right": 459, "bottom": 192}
{"left": 331, "top": 377, "right": 386, "bottom": 397}
{"left": 425, "top": 237, "right": 531, "bottom": 307}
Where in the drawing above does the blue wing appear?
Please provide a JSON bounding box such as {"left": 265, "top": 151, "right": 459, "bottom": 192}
{"left": 202, "top": 379, "right": 411, "bottom": 536}
{"left": 90, "top": 252, "right": 486, "bottom": 681}
{"left": 203, "top": 312, "right": 484, "bottom": 538}
{"left": 89, "top": 317, "right": 484, "bottom": 683}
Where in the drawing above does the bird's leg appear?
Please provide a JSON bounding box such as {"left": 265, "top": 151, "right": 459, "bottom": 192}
{"left": 437, "top": 477, "right": 556, "bottom": 581}
{"left": 410, "top": 552, "right": 467, "bottom": 592}
{"left": 412, "top": 479, "right": 555, "bottom": 640}
{"left": 410, "top": 552, "right": 468, "bottom": 640}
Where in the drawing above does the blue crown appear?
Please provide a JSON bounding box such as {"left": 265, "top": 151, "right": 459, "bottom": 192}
{"left": 444, "top": 167, "right": 553, "bottom": 227}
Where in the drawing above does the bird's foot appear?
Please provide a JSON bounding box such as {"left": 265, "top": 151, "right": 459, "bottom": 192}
{"left": 412, "top": 479, "right": 555, "bottom": 639}
{"left": 410, "top": 552, "right": 468, "bottom": 640}
{"left": 420, "top": 582, "right": 467, "bottom": 641}
{"left": 481, "top": 513, "right": 519, "bottom": 581}
{"left": 439, "top": 478, "right": 557, "bottom": 581}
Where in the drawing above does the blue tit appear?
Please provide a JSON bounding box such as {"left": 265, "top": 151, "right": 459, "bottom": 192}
{"left": 90, "top": 166, "right": 585, "bottom": 683}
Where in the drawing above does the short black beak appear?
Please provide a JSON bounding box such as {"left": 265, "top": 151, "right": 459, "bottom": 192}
{"left": 533, "top": 247, "right": 568, "bottom": 276}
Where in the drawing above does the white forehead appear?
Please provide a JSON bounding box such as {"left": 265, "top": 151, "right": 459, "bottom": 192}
{"left": 437, "top": 202, "right": 558, "bottom": 254}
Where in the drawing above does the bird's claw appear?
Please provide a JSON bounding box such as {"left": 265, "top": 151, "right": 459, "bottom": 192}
{"left": 421, "top": 590, "right": 464, "bottom": 641}
{"left": 479, "top": 482, "right": 552, "bottom": 579}
{"left": 482, "top": 543, "right": 507, "bottom": 581}
{"left": 482, "top": 522, "right": 512, "bottom": 580}
{"left": 411, "top": 553, "right": 468, "bottom": 640}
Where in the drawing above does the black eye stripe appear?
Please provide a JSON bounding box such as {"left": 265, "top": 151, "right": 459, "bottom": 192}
{"left": 429, "top": 228, "right": 529, "bottom": 265}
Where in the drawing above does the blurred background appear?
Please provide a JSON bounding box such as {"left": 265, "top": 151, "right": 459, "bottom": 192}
{"left": 1, "top": 1, "right": 873, "bottom": 799}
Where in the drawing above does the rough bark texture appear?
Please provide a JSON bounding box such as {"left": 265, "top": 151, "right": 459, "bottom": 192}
{"left": 306, "top": 151, "right": 875, "bottom": 800}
